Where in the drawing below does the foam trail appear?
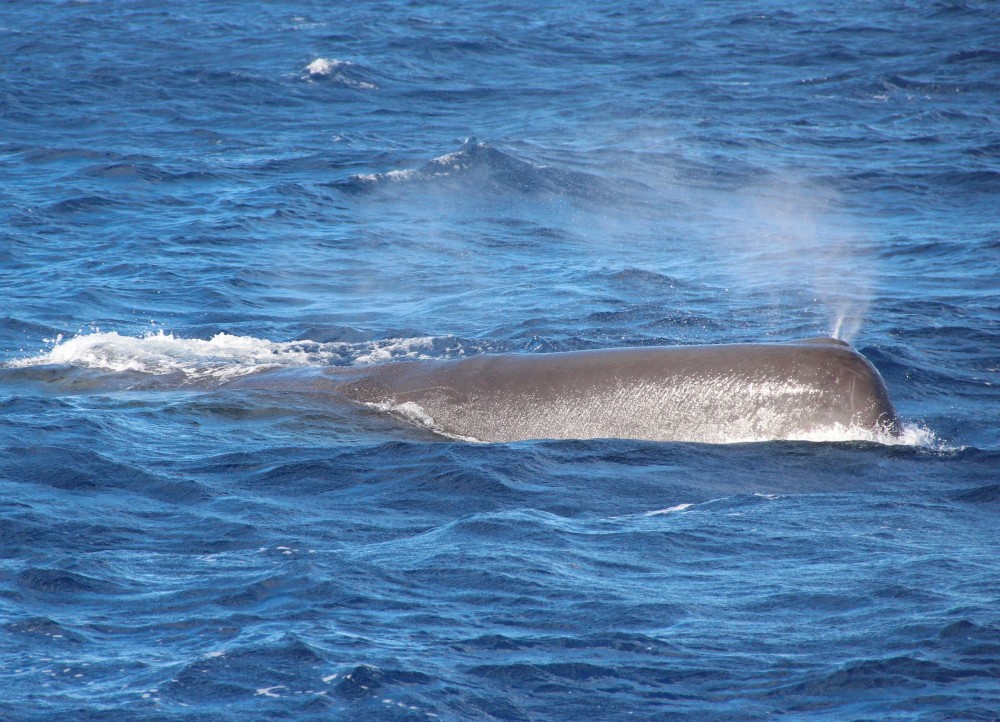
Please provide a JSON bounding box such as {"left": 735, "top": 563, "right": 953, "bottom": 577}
{"left": 7, "top": 330, "right": 439, "bottom": 382}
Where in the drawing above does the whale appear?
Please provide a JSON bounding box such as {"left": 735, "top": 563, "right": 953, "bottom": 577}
{"left": 331, "top": 337, "right": 901, "bottom": 443}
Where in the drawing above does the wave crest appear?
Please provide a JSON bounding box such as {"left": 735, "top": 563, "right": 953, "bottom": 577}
{"left": 338, "top": 138, "right": 619, "bottom": 201}
{"left": 301, "top": 58, "right": 378, "bottom": 89}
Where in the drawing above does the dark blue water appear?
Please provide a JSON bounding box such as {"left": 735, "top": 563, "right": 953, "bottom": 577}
{"left": 2, "top": 1, "right": 999, "bottom": 719}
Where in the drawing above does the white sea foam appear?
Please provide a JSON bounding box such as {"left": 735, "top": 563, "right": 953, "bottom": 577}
{"left": 255, "top": 686, "right": 285, "bottom": 698}
{"left": 8, "top": 330, "right": 439, "bottom": 382}
{"left": 353, "top": 168, "right": 416, "bottom": 184}
{"left": 349, "top": 140, "right": 515, "bottom": 186}
{"left": 302, "top": 58, "right": 377, "bottom": 89}
{"left": 645, "top": 503, "right": 693, "bottom": 516}
{"left": 712, "top": 420, "right": 933, "bottom": 447}
{"left": 305, "top": 58, "right": 344, "bottom": 75}
{"left": 889, "top": 424, "right": 949, "bottom": 450}
{"left": 352, "top": 336, "right": 436, "bottom": 365}
{"left": 714, "top": 420, "right": 947, "bottom": 449}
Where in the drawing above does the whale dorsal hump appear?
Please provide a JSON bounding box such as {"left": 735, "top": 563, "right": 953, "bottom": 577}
{"left": 794, "top": 337, "right": 852, "bottom": 347}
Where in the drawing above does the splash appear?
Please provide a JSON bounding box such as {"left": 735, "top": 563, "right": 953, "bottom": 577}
{"left": 301, "top": 58, "right": 378, "bottom": 89}
{"left": 7, "top": 330, "right": 439, "bottom": 382}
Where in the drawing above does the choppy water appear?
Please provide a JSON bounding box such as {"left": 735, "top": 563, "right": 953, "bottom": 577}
{"left": 2, "top": 1, "right": 999, "bottom": 720}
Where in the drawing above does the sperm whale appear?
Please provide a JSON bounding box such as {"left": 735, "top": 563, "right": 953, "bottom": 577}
{"left": 332, "top": 337, "right": 901, "bottom": 443}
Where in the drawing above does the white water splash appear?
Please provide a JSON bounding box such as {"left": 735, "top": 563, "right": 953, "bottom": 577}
{"left": 302, "top": 58, "right": 377, "bottom": 89}
{"left": 8, "top": 330, "right": 439, "bottom": 382}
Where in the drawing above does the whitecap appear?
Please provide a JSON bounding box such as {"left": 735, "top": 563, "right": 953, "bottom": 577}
{"left": 302, "top": 58, "right": 377, "bottom": 89}
{"left": 645, "top": 503, "right": 693, "bottom": 516}
{"left": 255, "top": 686, "right": 285, "bottom": 698}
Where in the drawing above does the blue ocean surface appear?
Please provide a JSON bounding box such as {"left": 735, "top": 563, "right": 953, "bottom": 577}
{"left": 1, "top": 1, "right": 999, "bottom": 719}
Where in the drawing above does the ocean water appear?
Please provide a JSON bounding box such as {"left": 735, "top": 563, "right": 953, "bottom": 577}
{"left": 1, "top": 1, "right": 999, "bottom": 719}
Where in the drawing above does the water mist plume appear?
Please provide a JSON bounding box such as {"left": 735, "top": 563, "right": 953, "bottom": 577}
{"left": 724, "top": 177, "right": 874, "bottom": 343}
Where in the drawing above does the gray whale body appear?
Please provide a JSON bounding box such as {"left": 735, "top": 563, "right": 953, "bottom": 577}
{"left": 334, "top": 337, "right": 901, "bottom": 443}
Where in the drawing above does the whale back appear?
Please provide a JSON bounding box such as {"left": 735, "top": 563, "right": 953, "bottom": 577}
{"left": 335, "top": 339, "right": 901, "bottom": 443}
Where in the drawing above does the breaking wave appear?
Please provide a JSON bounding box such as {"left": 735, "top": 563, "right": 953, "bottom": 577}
{"left": 335, "top": 137, "right": 627, "bottom": 201}
{"left": 301, "top": 58, "right": 378, "bottom": 89}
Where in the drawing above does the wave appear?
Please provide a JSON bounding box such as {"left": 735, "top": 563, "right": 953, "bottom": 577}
{"left": 824, "top": 166, "right": 1000, "bottom": 195}
{"left": 46, "top": 195, "right": 118, "bottom": 214}
{"left": 82, "top": 161, "right": 223, "bottom": 184}
{"left": 335, "top": 138, "right": 625, "bottom": 202}
{"left": 946, "top": 48, "right": 1000, "bottom": 64}
{"left": 774, "top": 654, "right": 982, "bottom": 697}
{"left": 18, "top": 146, "right": 146, "bottom": 165}
{"left": 17, "top": 567, "right": 128, "bottom": 596}
{"left": 4, "top": 616, "right": 89, "bottom": 644}
{"left": 954, "top": 482, "right": 1000, "bottom": 504}
{"left": 301, "top": 58, "right": 378, "bottom": 89}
